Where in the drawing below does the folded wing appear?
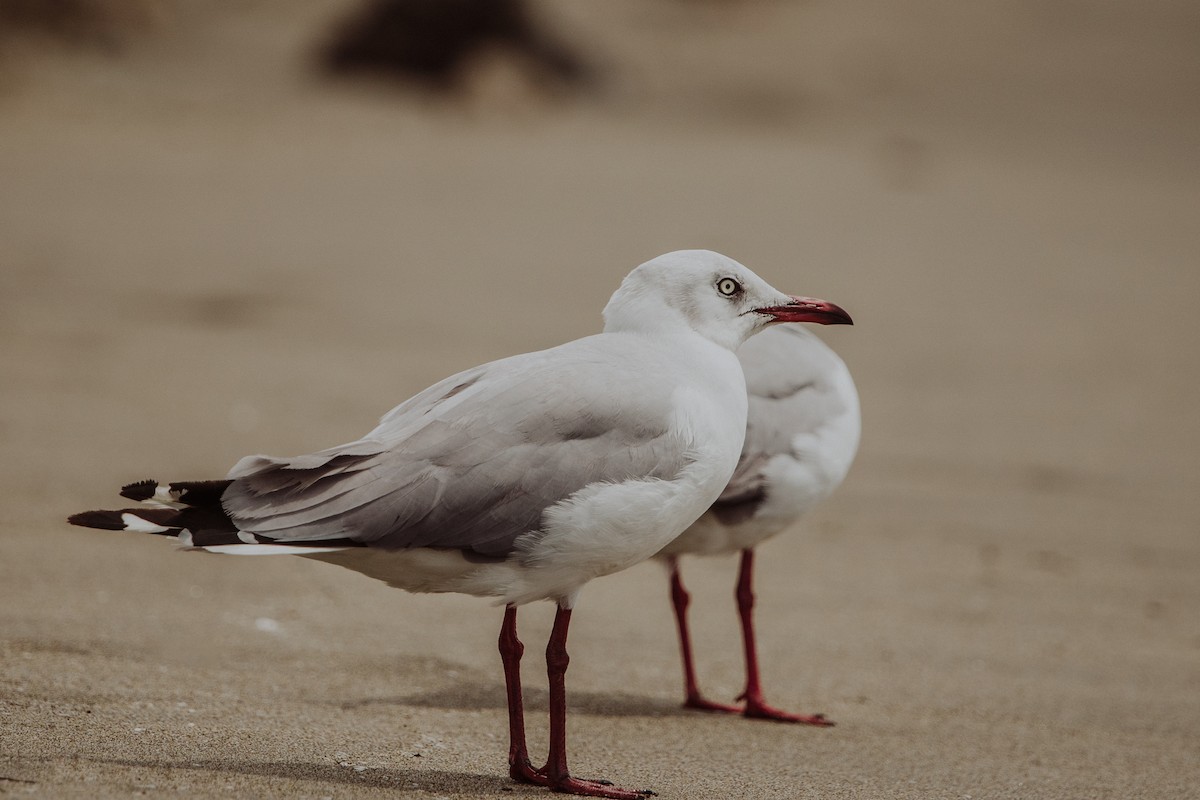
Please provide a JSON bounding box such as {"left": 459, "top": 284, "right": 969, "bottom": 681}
{"left": 223, "top": 344, "right": 690, "bottom": 559}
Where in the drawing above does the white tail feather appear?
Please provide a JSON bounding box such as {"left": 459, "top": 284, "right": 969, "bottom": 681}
{"left": 120, "top": 513, "right": 172, "bottom": 534}
{"left": 198, "top": 544, "right": 350, "bottom": 555}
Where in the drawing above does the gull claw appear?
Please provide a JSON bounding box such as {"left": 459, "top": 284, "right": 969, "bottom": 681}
{"left": 743, "top": 699, "right": 835, "bottom": 726}
{"left": 550, "top": 776, "right": 657, "bottom": 798}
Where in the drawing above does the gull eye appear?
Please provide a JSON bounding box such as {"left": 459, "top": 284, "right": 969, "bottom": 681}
{"left": 716, "top": 277, "right": 742, "bottom": 297}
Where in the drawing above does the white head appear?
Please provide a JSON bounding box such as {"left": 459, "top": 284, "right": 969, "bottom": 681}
{"left": 602, "top": 250, "right": 851, "bottom": 351}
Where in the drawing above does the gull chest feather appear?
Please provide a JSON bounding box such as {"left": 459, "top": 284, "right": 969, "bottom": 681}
{"left": 504, "top": 342, "right": 748, "bottom": 603}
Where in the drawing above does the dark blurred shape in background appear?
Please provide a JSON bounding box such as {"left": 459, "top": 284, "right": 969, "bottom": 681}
{"left": 320, "top": 0, "right": 596, "bottom": 93}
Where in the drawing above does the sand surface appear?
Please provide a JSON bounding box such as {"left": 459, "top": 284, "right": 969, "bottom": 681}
{"left": 2, "top": 2, "right": 1199, "bottom": 798}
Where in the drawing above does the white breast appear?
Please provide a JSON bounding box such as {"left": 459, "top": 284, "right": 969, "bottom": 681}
{"left": 494, "top": 339, "right": 749, "bottom": 606}
{"left": 659, "top": 327, "right": 860, "bottom": 558}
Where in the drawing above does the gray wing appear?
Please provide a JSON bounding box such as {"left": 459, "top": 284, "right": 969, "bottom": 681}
{"left": 222, "top": 341, "right": 689, "bottom": 558}
{"left": 716, "top": 326, "right": 849, "bottom": 507}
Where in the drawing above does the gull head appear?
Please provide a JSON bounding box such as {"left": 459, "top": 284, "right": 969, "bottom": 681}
{"left": 602, "top": 250, "right": 852, "bottom": 351}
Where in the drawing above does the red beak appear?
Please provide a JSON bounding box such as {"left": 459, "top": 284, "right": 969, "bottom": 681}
{"left": 756, "top": 295, "right": 853, "bottom": 326}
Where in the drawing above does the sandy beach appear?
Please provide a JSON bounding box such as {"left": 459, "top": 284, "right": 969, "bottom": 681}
{"left": 2, "top": 1, "right": 1198, "bottom": 797}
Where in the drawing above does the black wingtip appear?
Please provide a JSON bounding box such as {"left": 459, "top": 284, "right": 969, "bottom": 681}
{"left": 68, "top": 510, "right": 128, "bottom": 530}
{"left": 168, "top": 480, "right": 233, "bottom": 506}
{"left": 120, "top": 479, "right": 158, "bottom": 502}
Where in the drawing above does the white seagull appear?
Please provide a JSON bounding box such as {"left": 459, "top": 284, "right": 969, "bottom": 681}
{"left": 656, "top": 323, "right": 860, "bottom": 725}
{"left": 68, "top": 250, "right": 852, "bottom": 799}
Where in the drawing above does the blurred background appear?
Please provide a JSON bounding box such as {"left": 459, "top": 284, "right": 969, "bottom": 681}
{"left": 2, "top": 1, "right": 1198, "bottom": 797}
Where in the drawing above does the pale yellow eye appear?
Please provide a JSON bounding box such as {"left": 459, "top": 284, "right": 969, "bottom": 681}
{"left": 716, "top": 277, "right": 741, "bottom": 297}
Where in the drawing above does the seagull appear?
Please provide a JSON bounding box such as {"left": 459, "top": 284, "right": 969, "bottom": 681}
{"left": 656, "top": 323, "right": 860, "bottom": 726}
{"left": 67, "top": 250, "right": 852, "bottom": 798}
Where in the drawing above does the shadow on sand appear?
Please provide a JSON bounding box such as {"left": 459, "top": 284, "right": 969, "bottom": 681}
{"left": 341, "top": 681, "right": 694, "bottom": 718}
{"left": 98, "top": 757, "right": 537, "bottom": 796}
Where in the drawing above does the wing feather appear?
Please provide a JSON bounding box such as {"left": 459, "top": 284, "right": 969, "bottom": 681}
{"left": 222, "top": 338, "right": 690, "bottom": 558}
{"left": 717, "top": 326, "right": 851, "bottom": 505}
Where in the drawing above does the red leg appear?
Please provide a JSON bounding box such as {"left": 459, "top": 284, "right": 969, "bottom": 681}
{"left": 734, "top": 549, "right": 833, "bottom": 726}
{"left": 499, "top": 605, "right": 548, "bottom": 785}
{"left": 668, "top": 557, "right": 741, "bottom": 714}
{"left": 543, "top": 605, "right": 656, "bottom": 799}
